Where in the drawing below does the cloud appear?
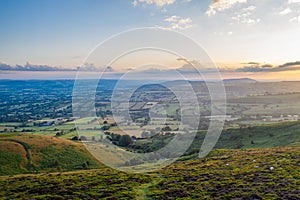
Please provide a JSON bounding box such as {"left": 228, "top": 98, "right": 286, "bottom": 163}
{"left": 231, "top": 5, "right": 260, "bottom": 25}
{"left": 0, "top": 62, "right": 75, "bottom": 71}
{"left": 114, "top": 60, "right": 300, "bottom": 78}
{"left": 176, "top": 60, "right": 300, "bottom": 74}
{"left": 0, "top": 62, "right": 114, "bottom": 72}
{"left": 0, "top": 62, "right": 12, "bottom": 70}
{"left": 243, "top": 62, "right": 260, "bottom": 65}
{"left": 289, "top": 0, "right": 300, "bottom": 3}
{"left": 289, "top": 14, "right": 300, "bottom": 22}
{"left": 80, "top": 63, "right": 114, "bottom": 72}
{"left": 279, "top": 8, "right": 292, "bottom": 15}
{"left": 243, "top": 5, "right": 256, "bottom": 11}
{"left": 164, "top": 15, "right": 192, "bottom": 29}
{"left": 164, "top": 15, "right": 180, "bottom": 22}
{"left": 132, "top": 0, "right": 176, "bottom": 7}
{"left": 206, "top": 0, "right": 248, "bottom": 16}
{"left": 236, "top": 61, "right": 300, "bottom": 72}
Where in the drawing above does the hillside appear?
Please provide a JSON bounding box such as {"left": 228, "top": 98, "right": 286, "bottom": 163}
{"left": 1, "top": 121, "right": 299, "bottom": 176}
{"left": 149, "top": 146, "right": 300, "bottom": 199}
{"left": 0, "top": 146, "right": 299, "bottom": 199}
{"left": 130, "top": 121, "right": 300, "bottom": 155}
{"left": 0, "top": 134, "right": 101, "bottom": 175}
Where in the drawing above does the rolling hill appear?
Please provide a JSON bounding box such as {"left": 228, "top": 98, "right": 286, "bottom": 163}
{"left": 130, "top": 121, "right": 300, "bottom": 156}
{"left": 0, "top": 134, "right": 101, "bottom": 176}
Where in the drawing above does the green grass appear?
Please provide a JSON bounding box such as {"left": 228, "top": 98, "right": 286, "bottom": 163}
{"left": 0, "top": 121, "right": 299, "bottom": 199}
{"left": 148, "top": 146, "right": 300, "bottom": 199}
{"left": 0, "top": 134, "right": 101, "bottom": 175}
{"left": 37, "top": 146, "right": 99, "bottom": 171}
{"left": 226, "top": 93, "right": 300, "bottom": 117}
{"left": 0, "top": 150, "right": 27, "bottom": 175}
{"left": 0, "top": 168, "right": 152, "bottom": 200}
{"left": 132, "top": 121, "right": 300, "bottom": 155}
{"left": 0, "top": 146, "right": 299, "bottom": 199}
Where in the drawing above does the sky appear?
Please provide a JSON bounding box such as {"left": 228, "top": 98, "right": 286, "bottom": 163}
{"left": 0, "top": 0, "right": 300, "bottom": 80}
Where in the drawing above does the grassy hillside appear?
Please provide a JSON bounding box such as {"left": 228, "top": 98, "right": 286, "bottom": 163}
{"left": 0, "top": 121, "right": 299, "bottom": 199}
{"left": 0, "top": 134, "right": 101, "bottom": 176}
{"left": 0, "top": 146, "right": 299, "bottom": 199}
{"left": 0, "top": 168, "right": 152, "bottom": 200}
{"left": 131, "top": 121, "right": 300, "bottom": 155}
{"left": 1, "top": 121, "right": 299, "bottom": 176}
{"left": 149, "top": 146, "right": 300, "bottom": 199}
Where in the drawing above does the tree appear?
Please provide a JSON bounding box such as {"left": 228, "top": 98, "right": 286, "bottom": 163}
{"left": 79, "top": 136, "right": 87, "bottom": 141}
{"left": 55, "top": 132, "right": 62, "bottom": 137}
{"left": 162, "top": 126, "right": 172, "bottom": 132}
{"left": 101, "top": 125, "right": 110, "bottom": 131}
{"left": 119, "top": 135, "right": 132, "bottom": 147}
{"left": 71, "top": 136, "right": 79, "bottom": 140}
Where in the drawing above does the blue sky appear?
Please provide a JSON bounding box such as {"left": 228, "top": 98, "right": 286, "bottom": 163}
{"left": 0, "top": 0, "right": 300, "bottom": 80}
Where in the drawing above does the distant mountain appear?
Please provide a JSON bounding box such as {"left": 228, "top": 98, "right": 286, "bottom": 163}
{"left": 223, "top": 78, "right": 257, "bottom": 83}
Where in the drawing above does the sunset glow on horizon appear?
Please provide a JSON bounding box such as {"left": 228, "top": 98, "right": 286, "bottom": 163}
{"left": 0, "top": 0, "right": 300, "bottom": 80}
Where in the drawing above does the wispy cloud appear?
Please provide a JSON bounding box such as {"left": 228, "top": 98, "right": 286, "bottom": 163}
{"left": 236, "top": 61, "right": 300, "bottom": 72}
{"left": 289, "top": 14, "right": 300, "bottom": 22}
{"left": 0, "top": 62, "right": 75, "bottom": 72}
{"left": 0, "top": 62, "right": 114, "bottom": 72}
{"left": 289, "top": 0, "right": 300, "bottom": 3}
{"left": 132, "top": 0, "right": 176, "bottom": 7}
{"left": 206, "top": 0, "right": 248, "bottom": 16}
{"left": 279, "top": 8, "right": 292, "bottom": 15}
{"left": 231, "top": 5, "right": 260, "bottom": 25}
{"left": 176, "top": 60, "right": 300, "bottom": 73}
{"left": 164, "top": 15, "right": 192, "bottom": 29}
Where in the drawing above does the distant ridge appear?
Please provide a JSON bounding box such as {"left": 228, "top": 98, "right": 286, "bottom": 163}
{"left": 223, "top": 78, "right": 257, "bottom": 83}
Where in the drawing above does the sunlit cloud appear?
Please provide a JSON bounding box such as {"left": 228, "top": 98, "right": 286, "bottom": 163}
{"left": 164, "top": 15, "right": 192, "bottom": 29}
{"left": 289, "top": 0, "right": 300, "bottom": 3}
{"left": 236, "top": 61, "right": 300, "bottom": 72}
{"left": 279, "top": 8, "right": 292, "bottom": 15}
{"left": 206, "top": 0, "right": 248, "bottom": 16}
{"left": 0, "top": 62, "right": 75, "bottom": 71}
{"left": 0, "top": 62, "right": 114, "bottom": 72}
{"left": 231, "top": 5, "right": 260, "bottom": 25}
{"left": 289, "top": 15, "right": 300, "bottom": 22}
{"left": 132, "top": 0, "right": 176, "bottom": 7}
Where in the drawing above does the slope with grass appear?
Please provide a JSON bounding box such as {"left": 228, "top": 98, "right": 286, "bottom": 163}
{"left": 131, "top": 121, "right": 300, "bottom": 156}
{"left": 148, "top": 146, "right": 300, "bottom": 199}
{"left": 0, "top": 146, "right": 299, "bottom": 199}
{"left": 0, "top": 134, "right": 101, "bottom": 175}
{"left": 0, "top": 168, "right": 152, "bottom": 200}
